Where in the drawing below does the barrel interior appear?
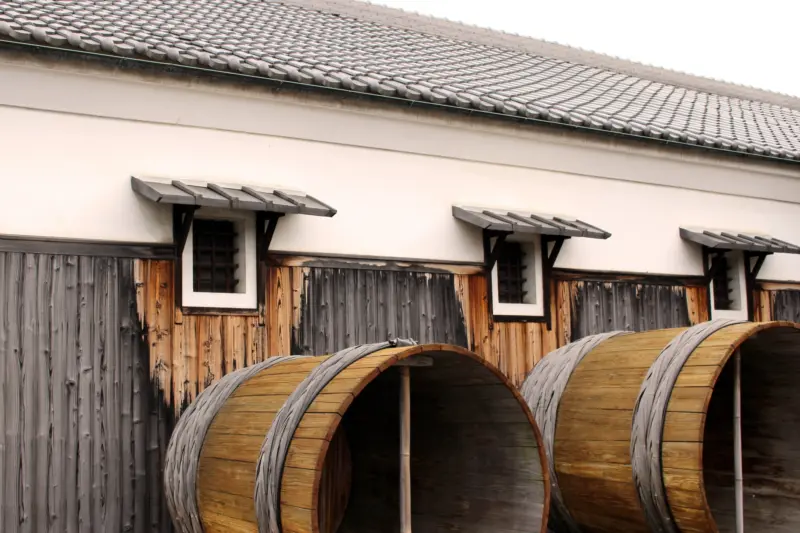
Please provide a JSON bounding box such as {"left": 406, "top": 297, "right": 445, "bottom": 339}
{"left": 320, "top": 349, "right": 546, "bottom": 533}
{"left": 703, "top": 327, "right": 800, "bottom": 531}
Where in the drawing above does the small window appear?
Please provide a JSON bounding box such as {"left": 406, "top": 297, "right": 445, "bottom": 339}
{"left": 708, "top": 250, "right": 747, "bottom": 320}
{"left": 192, "top": 219, "right": 241, "bottom": 293}
{"left": 491, "top": 238, "right": 544, "bottom": 319}
{"left": 710, "top": 253, "right": 733, "bottom": 310}
{"left": 181, "top": 210, "right": 257, "bottom": 310}
{"left": 496, "top": 242, "right": 528, "bottom": 304}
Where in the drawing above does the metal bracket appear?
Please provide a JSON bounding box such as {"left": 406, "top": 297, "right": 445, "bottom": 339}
{"left": 173, "top": 205, "right": 199, "bottom": 257}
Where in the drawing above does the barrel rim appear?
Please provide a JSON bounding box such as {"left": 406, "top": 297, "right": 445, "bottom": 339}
{"left": 286, "top": 342, "right": 552, "bottom": 533}
{"left": 685, "top": 320, "right": 800, "bottom": 533}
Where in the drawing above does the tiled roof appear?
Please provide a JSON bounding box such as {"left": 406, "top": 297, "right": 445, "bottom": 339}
{"left": 2, "top": 0, "right": 800, "bottom": 161}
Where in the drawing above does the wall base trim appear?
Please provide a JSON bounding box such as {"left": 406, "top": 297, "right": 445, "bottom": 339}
{"left": 0, "top": 234, "right": 175, "bottom": 259}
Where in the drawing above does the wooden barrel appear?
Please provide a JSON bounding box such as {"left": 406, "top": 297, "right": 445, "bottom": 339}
{"left": 521, "top": 319, "right": 800, "bottom": 533}
{"left": 165, "top": 341, "right": 550, "bottom": 533}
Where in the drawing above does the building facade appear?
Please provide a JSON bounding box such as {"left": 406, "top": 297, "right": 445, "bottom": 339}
{"left": 2, "top": 1, "right": 800, "bottom": 531}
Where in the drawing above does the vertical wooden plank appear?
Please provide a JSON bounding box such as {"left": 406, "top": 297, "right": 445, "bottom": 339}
{"left": 267, "top": 267, "right": 292, "bottom": 357}
{"left": 417, "top": 274, "right": 430, "bottom": 344}
{"left": 1, "top": 253, "right": 22, "bottom": 533}
{"left": 64, "top": 257, "right": 80, "bottom": 533}
{"left": 245, "top": 316, "right": 261, "bottom": 367}
{"left": 292, "top": 267, "right": 307, "bottom": 354}
{"left": 196, "top": 317, "right": 209, "bottom": 392}
{"left": 91, "top": 259, "right": 108, "bottom": 532}
{"left": 199, "top": 316, "right": 223, "bottom": 390}
{"left": 77, "top": 256, "right": 95, "bottom": 533}
{"left": 231, "top": 317, "right": 246, "bottom": 372}
{"left": 19, "top": 253, "right": 36, "bottom": 533}
{"left": 375, "top": 270, "right": 387, "bottom": 344}
{"left": 753, "top": 288, "right": 772, "bottom": 322}
{"left": 35, "top": 254, "right": 52, "bottom": 532}
{"left": 131, "top": 286, "right": 147, "bottom": 533}
{"left": 171, "top": 314, "right": 186, "bottom": 416}
{"left": 365, "top": 269, "right": 378, "bottom": 344}
{"left": 154, "top": 261, "right": 173, "bottom": 406}
{"left": 0, "top": 254, "right": 6, "bottom": 531}
{"left": 48, "top": 255, "right": 66, "bottom": 533}
{"left": 454, "top": 274, "right": 471, "bottom": 348}
{"left": 119, "top": 261, "right": 135, "bottom": 533}
{"left": 335, "top": 269, "right": 347, "bottom": 350}
{"left": 469, "top": 274, "right": 491, "bottom": 360}
{"left": 397, "top": 271, "right": 412, "bottom": 342}
{"left": 105, "top": 260, "right": 121, "bottom": 532}
{"left": 556, "top": 280, "right": 572, "bottom": 347}
{"left": 544, "top": 279, "right": 559, "bottom": 355}
{"left": 134, "top": 259, "right": 146, "bottom": 328}
{"left": 696, "top": 285, "right": 710, "bottom": 323}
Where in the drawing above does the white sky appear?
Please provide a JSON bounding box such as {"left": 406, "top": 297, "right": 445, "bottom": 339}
{"left": 362, "top": 0, "right": 800, "bottom": 98}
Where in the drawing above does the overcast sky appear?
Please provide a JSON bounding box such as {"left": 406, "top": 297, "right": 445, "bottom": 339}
{"left": 363, "top": 0, "right": 799, "bottom": 98}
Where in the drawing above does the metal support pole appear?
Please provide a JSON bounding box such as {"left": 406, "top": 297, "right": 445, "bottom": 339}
{"left": 400, "top": 366, "right": 412, "bottom": 533}
{"left": 734, "top": 349, "right": 744, "bottom": 533}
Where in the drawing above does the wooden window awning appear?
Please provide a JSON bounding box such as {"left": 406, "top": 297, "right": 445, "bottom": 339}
{"left": 679, "top": 227, "right": 800, "bottom": 254}
{"left": 131, "top": 176, "right": 337, "bottom": 217}
{"left": 452, "top": 205, "right": 611, "bottom": 239}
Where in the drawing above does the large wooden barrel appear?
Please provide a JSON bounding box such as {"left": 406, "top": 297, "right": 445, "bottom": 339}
{"left": 521, "top": 319, "right": 800, "bottom": 533}
{"left": 165, "top": 341, "right": 550, "bottom": 533}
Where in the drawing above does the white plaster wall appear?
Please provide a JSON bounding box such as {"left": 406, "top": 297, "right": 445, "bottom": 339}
{"left": 2, "top": 58, "right": 800, "bottom": 280}
{"left": 3, "top": 104, "right": 800, "bottom": 280}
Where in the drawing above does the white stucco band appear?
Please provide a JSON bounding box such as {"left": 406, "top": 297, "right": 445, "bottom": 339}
{"left": 2, "top": 60, "right": 800, "bottom": 281}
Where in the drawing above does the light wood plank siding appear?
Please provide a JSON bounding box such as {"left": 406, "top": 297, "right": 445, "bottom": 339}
{"left": 139, "top": 261, "right": 712, "bottom": 411}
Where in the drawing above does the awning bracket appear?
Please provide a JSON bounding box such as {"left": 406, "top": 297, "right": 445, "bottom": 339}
{"left": 257, "top": 211, "right": 284, "bottom": 259}
{"left": 543, "top": 235, "right": 568, "bottom": 269}
{"left": 173, "top": 205, "right": 199, "bottom": 257}
{"left": 483, "top": 230, "right": 511, "bottom": 272}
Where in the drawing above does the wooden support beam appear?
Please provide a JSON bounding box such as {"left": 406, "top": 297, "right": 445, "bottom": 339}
{"left": 734, "top": 348, "right": 744, "bottom": 533}
{"left": 400, "top": 365, "right": 412, "bottom": 533}
{"left": 482, "top": 230, "right": 511, "bottom": 272}
{"left": 173, "top": 205, "right": 199, "bottom": 257}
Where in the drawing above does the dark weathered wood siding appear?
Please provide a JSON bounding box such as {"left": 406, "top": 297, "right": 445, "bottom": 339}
{"left": 566, "top": 279, "right": 708, "bottom": 340}
{"left": 294, "top": 267, "right": 468, "bottom": 354}
{"left": 754, "top": 282, "right": 800, "bottom": 322}
{"left": 0, "top": 252, "right": 720, "bottom": 533}
{"left": 0, "top": 253, "right": 172, "bottom": 533}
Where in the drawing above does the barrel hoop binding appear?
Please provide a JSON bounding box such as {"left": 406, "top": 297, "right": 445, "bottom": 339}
{"left": 630, "top": 318, "right": 745, "bottom": 533}
{"left": 164, "top": 355, "right": 306, "bottom": 533}
{"left": 255, "top": 338, "right": 417, "bottom": 533}
{"left": 521, "top": 330, "right": 631, "bottom": 533}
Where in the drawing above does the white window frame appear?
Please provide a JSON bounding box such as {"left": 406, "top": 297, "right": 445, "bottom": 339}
{"left": 490, "top": 235, "right": 545, "bottom": 318}
{"left": 181, "top": 208, "right": 258, "bottom": 310}
{"left": 709, "top": 250, "right": 748, "bottom": 320}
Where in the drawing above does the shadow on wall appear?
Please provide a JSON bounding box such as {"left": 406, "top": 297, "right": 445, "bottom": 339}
{"left": 0, "top": 253, "right": 174, "bottom": 533}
